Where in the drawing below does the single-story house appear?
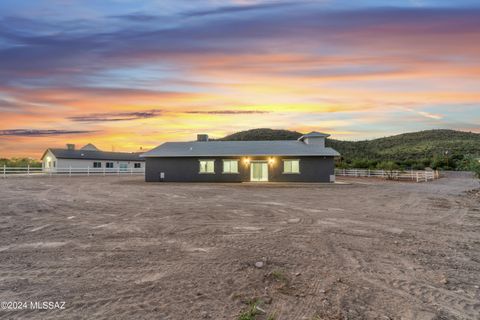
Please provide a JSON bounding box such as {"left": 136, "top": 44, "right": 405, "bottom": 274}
{"left": 141, "top": 132, "right": 340, "bottom": 182}
{"left": 41, "top": 143, "right": 144, "bottom": 172}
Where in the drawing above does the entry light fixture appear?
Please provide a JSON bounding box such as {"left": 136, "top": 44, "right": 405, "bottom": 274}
{"left": 244, "top": 157, "right": 250, "bottom": 164}
{"left": 268, "top": 157, "right": 275, "bottom": 165}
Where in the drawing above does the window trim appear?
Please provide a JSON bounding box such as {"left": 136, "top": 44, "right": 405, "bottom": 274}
{"left": 282, "top": 159, "right": 301, "bottom": 174}
{"left": 106, "top": 162, "right": 114, "bottom": 168}
{"left": 222, "top": 159, "right": 239, "bottom": 174}
{"left": 198, "top": 159, "right": 216, "bottom": 174}
{"left": 134, "top": 162, "right": 142, "bottom": 168}
{"left": 93, "top": 161, "right": 102, "bottom": 168}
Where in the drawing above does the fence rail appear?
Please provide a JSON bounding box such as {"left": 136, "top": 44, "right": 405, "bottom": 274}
{"left": 335, "top": 168, "right": 439, "bottom": 182}
{"left": 1, "top": 166, "right": 145, "bottom": 178}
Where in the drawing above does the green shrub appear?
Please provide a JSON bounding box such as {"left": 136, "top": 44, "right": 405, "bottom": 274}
{"left": 376, "top": 161, "right": 400, "bottom": 171}
{"left": 471, "top": 161, "right": 480, "bottom": 179}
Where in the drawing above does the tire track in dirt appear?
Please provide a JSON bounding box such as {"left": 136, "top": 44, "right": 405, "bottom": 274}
{"left": 334, "top": 227, "right": 480, "bottom": 320}
{"left": 1, "top": 176, "right": 480, "bottom": 319}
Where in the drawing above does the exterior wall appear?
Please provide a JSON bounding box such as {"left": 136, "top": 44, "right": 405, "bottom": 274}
{"left": 55, "top": 159, "right": 144, "bottom": 170}
{"left": 42, "top": 156, "right": 144, "bottom": 172}
{"left": 42, "top": 150, "right": 58, "bottom": 170}
{"left": 145, "top": 156, "right": 334, "bottom": 182}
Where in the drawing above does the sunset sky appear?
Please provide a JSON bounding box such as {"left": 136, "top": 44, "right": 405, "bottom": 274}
{"left": 1, "top": 0, "right": 479, "bottom": 158}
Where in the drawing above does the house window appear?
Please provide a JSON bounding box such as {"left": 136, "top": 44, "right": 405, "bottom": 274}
{"left": 53, "top": 161, "right": 56, "bottom": 168}
{"left": 93, "top": 162, "right": 102, "bottom": 168}
{"left": 223, "top": 160, "right": 239, "bottom": 173}
{"left": 199, "top": 159, "right": 215, "bottom": 174}
{"left": 106, "top": 162, "right": 114, "bottom": 168}
{"left": 134, "top": 163, "right": 141, "bottom": 168}
{"left": 283, "top": 159, "right": 300, "bottom": 174}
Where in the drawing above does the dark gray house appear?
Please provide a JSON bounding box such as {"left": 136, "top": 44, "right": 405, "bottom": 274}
{"left": 141, "top": 132, "right": 340, "bottom": 182}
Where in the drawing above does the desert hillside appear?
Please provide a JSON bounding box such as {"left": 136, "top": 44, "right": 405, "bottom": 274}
{"left": 221, "top": 128, "right": 480, "bottom": 170}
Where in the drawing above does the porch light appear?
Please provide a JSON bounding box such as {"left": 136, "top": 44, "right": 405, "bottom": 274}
{"left": 244, "top": 157, "right": 250, "bottom": 164}
{"left": 268, "top": 157, "right": 275, "bottom": 165}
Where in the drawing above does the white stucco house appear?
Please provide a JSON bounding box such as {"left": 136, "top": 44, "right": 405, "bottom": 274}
{"left": 41, "top": 143, "right": 144, "bottom": 172}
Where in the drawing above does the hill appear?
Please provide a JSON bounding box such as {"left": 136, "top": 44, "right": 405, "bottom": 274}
{"left": 220, "top": 128, "right": 303, "bottom": 141}
{"left": 220, "top": 128, "right": 480, "bottom": 170}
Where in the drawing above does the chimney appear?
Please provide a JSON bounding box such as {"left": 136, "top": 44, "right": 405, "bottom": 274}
{"left": 197, "top": 134, "right": 209, "bottom": 142}
{"left": 66, "top": 143, "right": 75, "bottom": 150}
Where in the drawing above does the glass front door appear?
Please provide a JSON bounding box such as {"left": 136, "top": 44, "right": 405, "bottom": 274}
{"left": 250, "top": 162, "right": 268, "bottom": 182}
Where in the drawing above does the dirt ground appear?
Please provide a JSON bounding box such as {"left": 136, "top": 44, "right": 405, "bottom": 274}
{"left": 0, "top": 173, "right": 479, "bottom": 320}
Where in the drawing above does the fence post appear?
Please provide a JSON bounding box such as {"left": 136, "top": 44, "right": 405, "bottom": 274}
{"left": 27, "top": 165, "right": 30, "bottom": 176}
{"left": 425, "top": 172, "right": 428, "bottom": 182}
{"left": 117, "top": 167, "right": 120, "bottom": 176}
{"left": 3, "top": 165, "right": 5, "bottom": 179}
{"left": 416, "top": 172, "right": 419, "bottom": 183}
{"left": 130, "top": 167, "right": 133, "bottom": 175}
{"left": 103, "top": 167, "right": 106, "bottom": 176}
{"left": 69, "top": 166, "right": 72, "bottom": 177}
{"left": 87, "top": 166, "right": 89, "bottom": 176}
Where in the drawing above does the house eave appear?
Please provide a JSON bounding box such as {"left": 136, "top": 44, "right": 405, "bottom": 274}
{"left": 141, "top": 153, "right": 339, "bottom": 158}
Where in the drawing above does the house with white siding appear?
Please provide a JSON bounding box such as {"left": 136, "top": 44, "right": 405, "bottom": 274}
{"left": 41, "top": 143, "right": 144, "bottom": 172}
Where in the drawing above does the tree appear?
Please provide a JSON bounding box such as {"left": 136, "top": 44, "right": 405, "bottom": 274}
{"left": 471, "top": 160, "right": 480, "bottom": 180}
{"left": 0, "top": 158, "right": 42, "bottom": 168}
{"left": 376, "top": 161, "right": 401, "bottom": 180}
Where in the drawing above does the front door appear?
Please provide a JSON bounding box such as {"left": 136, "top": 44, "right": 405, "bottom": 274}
{"left": 250, "top": 162, "right": 268, "bottom": 182}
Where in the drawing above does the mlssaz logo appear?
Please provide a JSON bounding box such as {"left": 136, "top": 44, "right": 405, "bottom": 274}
{"left": 30, "top": 301, "right": 66, "bottom": 310}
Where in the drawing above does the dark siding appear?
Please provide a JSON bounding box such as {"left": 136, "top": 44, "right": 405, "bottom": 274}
{"left": 145, "top": 156, "right": 334, "bottom": 182}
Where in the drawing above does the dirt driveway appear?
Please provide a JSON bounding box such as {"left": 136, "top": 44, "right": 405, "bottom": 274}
{"left": 0, "top": 173, "right": 479, "bottom": 319}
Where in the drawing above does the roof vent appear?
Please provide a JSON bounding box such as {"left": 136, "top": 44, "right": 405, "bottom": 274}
{"left": 298, "top": 132, "right": 330, "bottom": 147}
{"left": 80, "top": 143, "right": 99, "bottom": 151}
{"left": 197, "top": 134, "right": 209, "bottom": 142}
{"left": 66, "top": 144, "right": 75, "bottom": 150}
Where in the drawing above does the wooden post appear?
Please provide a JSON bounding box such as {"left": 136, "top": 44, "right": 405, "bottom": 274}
{"left": 3, "top": 165, "right": 5, "bottom": 179}
{"left": 425, "top": 172, "right": 428, "bottom": 182}
{"left": 416, "top": 172, "right": 419, "bottom": 183}
{"left": 117, "top": 167, "right": 120, "bottom": 176}
{"left": 130, "top": 167, "right": 133, "bottom": 175}
{"left": 27, "top": 165, "right": 30, "bottom": 176}
{"left": 103, "top": 167, "right": 106, "bottom": 176}
{"left": 69, "top": 166, "right": 72, "bottom": 177}
{"left": 87, "top": 166, "right": 89, "bottom": 176}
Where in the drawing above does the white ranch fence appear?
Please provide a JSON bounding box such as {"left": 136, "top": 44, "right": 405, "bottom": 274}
{"left": 335, "top": 168, "right": 439, "bottom": 182}
{"left": 2, "top": 165, "right": 145, "bottom": 178}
